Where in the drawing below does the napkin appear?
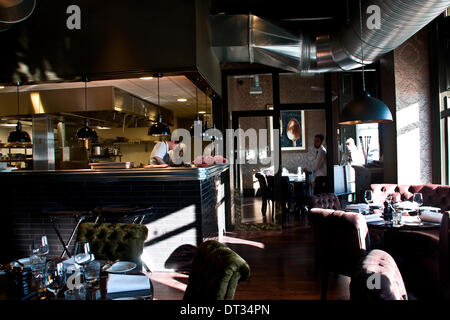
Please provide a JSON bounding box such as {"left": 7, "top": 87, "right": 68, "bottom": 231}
{"left": 62, "top": 257, "right": 76, "bottom": 266}
{"left": 420, "top": 211, "right": 443, "bottom": 224}
{"left": 345, "top": 204, "right": 369, "bottom": 211}
{"left": 364, "top": 213, "right": 384, "bottom": 223}
{"left": 107, "top": 274, "right": 150, "bottom": 294}
{"left": 395, "top": 201, "right": 417, "bottom": 210}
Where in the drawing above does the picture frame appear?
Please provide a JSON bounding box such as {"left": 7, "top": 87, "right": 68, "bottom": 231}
{"left": 280, "top": 110, "right": 306, "bottom": 151}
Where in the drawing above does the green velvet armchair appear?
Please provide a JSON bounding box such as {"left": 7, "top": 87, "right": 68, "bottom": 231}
{"left": 76, "top": 222, "right": 148, "bottom": 265}
{"left": 183, "top": 240, "right": 251, "bottom": 301}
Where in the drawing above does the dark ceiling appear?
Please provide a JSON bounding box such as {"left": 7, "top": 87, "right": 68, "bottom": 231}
{"left": 210, "top": 0, "right": 347, "bottom": 21}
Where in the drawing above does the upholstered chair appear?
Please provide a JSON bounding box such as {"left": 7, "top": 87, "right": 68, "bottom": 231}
{"left": 309, "top": 193, "right": 341, "bottom": 211}
{"left": 308, "top": 209, "right": 369, "bottom": 300}
{"left": 183, "top": 240, "right": 250, "bottom": 301}
{"left": 255, "top": 172, "right": 271, "bottom": 220}
{"left": 350, "top": 249, "right": 408, "bottom": 300}
{"left": 440, "top": 212, "right": 450, "bottom": 299}
{"left": 76, "top": 222, "right": 148, "bottom": 265}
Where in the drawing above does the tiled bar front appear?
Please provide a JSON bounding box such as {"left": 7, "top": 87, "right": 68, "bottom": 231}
{"left": 0, "top": 165, "right": 230, "bottom": 271}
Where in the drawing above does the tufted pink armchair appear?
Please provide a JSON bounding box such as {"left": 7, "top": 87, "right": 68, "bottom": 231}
{"left": 371, "top": 183, "right": 450, "bottom": 299}
{"left": 309, "top": 193, "right": 341, "bottom": 211}
{"left": 350, "top": 249, "right": 408, "bottom": 300}
{"left": 309, "top": 208, "right": 369, "bottom": 300}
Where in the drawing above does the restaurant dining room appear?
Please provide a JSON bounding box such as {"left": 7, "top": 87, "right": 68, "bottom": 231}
{"left": 0, "top": 0, "right": 449, "bottom": 316}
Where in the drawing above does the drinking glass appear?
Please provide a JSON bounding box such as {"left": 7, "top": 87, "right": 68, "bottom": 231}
{"left": 73, "top": 241, "right": 94, "bottom": 288}
{"left": 364, "top": 190, "right": 373, "bottom": 205}
{"left": 413, "top": 193, "right": 423, "bottom": 216}
{"left": 64, "top": 287, "right": 87, "bottom": 300}
{"left": 30, "top": 235, "right": 49, "bottom": 294}
{"left": 84, "top": 260, "right": 101, "bottom": 288}
{"left": 44, "top": 260, "right": 66, "bottom": 299}
{"left": 393, "top": 209, "right": 402, "bottom": 226}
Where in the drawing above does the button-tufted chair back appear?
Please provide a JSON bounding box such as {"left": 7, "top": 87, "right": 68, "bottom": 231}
{"left": 183, "top": 240, "right": 250, "bottom": 301}
{"left": 350, "top": 249, "right": 408, "bottom": 300}
{"left": 76, "top": 222, "right": 148, "bottom": 265}
{"left": 309, "top": 209, "right": 369, "bottom": 299}
{"left": 309, "top": 209, "right": 369, "bottom": 273}
{"left": 371, "top": 184, "right": 450, "bottom": 212}
{"left": 309, "top": 193, "right": 341, "bottom": 211}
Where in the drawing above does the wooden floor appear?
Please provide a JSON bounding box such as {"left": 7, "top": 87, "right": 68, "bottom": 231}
{"left": 149, "top": 216, "right": 350, "bottom": 300}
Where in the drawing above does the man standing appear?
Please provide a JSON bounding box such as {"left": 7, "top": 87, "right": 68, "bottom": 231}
{"left": 149, "top": 139, "right": 181, "bottom": 165}
{"left": 310, "top": 134, "right": 327, "bottom": 194}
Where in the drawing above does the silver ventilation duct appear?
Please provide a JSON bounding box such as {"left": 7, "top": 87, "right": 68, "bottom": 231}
{"left": 211, "top": 0, "right": 450, "bottom": 72}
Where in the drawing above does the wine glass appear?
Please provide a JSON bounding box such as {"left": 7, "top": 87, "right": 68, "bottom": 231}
{"left": 30, "top": 235, "right": 49, "bottom": 289}
{"left": 45, "top": 260, "right": 66, "bottom": 299}
{"left": 74, "top": 242, "right": 94, "bottom": 267}
{"left": 32, "top": 235, "right": 49, "bottom": 257}
{"left": 364, "top": 190, "right": 373, "bottom": 204}
{"left": 413, "top": 193, "right": 423, "bottom": 217}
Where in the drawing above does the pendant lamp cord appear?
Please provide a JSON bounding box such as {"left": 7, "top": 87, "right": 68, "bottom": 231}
{"left": 157, "top": 77, "right": 160, "bottom": 110}
{"left": 16, "top": 82, "right": 20, "bottom": 114}
{"left": 359, "top": 0, "right": 366, "bottom": 92}
{"left": 84, "top": 78, "right": 88, "bottom": 112}
{"left": 196, "top": 87, "right": 199, "bottom": 121}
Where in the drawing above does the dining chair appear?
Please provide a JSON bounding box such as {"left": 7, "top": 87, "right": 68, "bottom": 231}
{"left": 350, "top": 249, "right": 408, "bottom": 300}
{"left": 307, "top": 194, "right": 343, "bottom": 278}
{"left": 183, "top": 240, "right": 250, "bottom": 300}
{"left": 308, "top": 208, "right": 369, "bottom": 300}
{"left": 76, "top": 222, "right": 148, "bottom": 267}
{"left": 308, "top": 193, "right": 341, "bottom": 211}
{"left": 439, "top": 211, "right": 450, "bottom": 299}
{"left": 255, "top": 172, "right": 273, "bottom": 221}
{"left": 280, "top": 176, "right": 293, "bottom": 223}
{"left": 265, "top": 175, "right": 276, "bottom": 221}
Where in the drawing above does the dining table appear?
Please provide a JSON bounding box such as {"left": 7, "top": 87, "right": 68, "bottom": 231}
{"left": 345, "top": 203, "right": 442, "bottom": 253}
{"left": 0, "top": 259, "right": 154, "bottom": 301}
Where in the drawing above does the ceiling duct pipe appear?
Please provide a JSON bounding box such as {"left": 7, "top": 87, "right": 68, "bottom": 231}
{"left": 211, "top": 0, "right": 450, "bottom": 72}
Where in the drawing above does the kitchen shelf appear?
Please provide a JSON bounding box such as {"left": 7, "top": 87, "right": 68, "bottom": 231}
{"left": 0, "top": 159, "right": 33, "bottom": 162}
{"left": 0, "top": 143, "right": 33, "bottom": 149}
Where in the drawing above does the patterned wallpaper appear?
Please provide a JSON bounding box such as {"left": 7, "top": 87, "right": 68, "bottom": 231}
{"left": 394, "top": 28, "right": 432, "bottom": 184}
{"left": 281, "top": 110, "right": 327, "bottom": 173}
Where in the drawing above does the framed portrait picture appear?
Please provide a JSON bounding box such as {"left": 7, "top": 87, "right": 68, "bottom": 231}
{"left": 280, "top": 110, "right": 306, "bottom": 151}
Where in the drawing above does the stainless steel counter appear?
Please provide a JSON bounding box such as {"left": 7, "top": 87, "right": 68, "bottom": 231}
{"left": 0, "top": 164, "right": 229, "bottom": 181}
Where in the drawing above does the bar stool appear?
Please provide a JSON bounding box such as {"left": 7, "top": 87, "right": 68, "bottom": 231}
{"left": 43, "top": 208, "right": 100, "bottom": 259}
{"left": 93, "top": 204, "right": 153, "bottom": 224}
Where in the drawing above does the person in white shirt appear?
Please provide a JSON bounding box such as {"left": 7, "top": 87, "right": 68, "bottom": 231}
{"left": 341, "top": 137, "right": 364, "bottom": 166}
{"left": 309, "top": 134, "right": 328, "bottom": 194}
{"left": 150, "top": 139, "right": 181, "bottom": 165}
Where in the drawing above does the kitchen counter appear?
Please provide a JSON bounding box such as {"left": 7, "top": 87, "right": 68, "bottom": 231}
{"left": 0, "top": 164, "right": 231, "bottom": 271}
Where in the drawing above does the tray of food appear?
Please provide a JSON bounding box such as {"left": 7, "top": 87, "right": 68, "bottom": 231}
{"left": 89, "top": 162, "right": 134, "bottom": 169}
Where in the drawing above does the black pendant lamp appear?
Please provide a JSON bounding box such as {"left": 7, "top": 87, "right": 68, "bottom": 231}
{"left": 8, "top": 82, "right": 31, "bottom": 143}
{"left": 149, "top": 73, "right": 171, "bottom": 136}
{"left": 338, "top": 0, "right": 393, "bottom": 125}
{"left": 76, "top": 78, "right": 98, "bottom": 140}
{"left": 189, "top": 86, "right": 203, "bottom": 136}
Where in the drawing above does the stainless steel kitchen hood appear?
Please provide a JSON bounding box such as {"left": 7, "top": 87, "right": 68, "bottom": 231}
{"left": 0, "top": 86, "right": 174, "bottom": 127}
